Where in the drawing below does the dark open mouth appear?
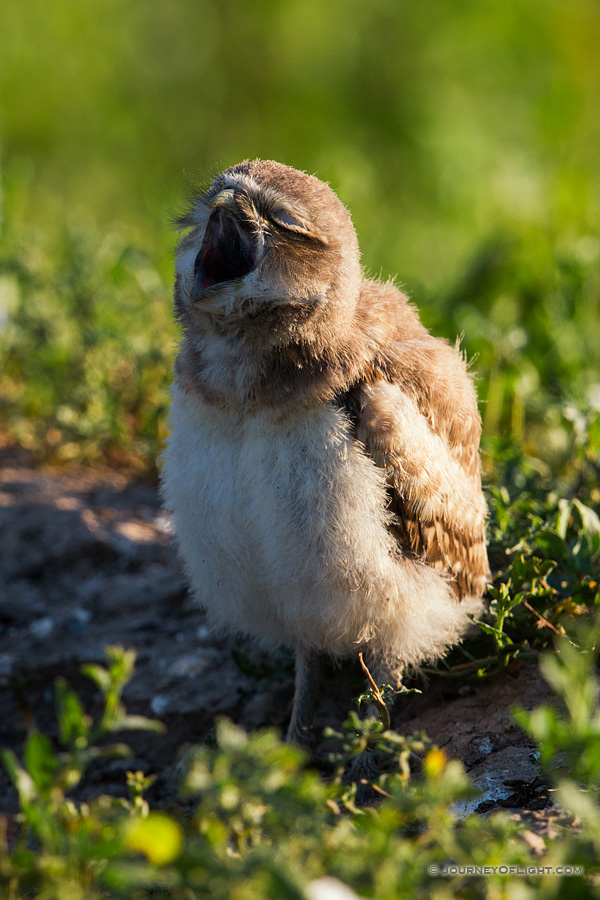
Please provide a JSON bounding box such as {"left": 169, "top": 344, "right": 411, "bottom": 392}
{"left": 193, "top": 208, "right": 257, "bottom": 295}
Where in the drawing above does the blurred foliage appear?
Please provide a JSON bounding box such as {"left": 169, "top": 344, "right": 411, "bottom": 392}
{"left": 0, "top": 0, "right": 599, "bottom": 469}
{"left": 0, "top": 646, "right": 164, "bottom": 900}
{"left": 0, "top": 203, "right": 598, "bottom": 472}
{"left": 1, "top": 0, "right": 599, "bottom": 287}
{"left": 0, "top": 211, "right": 173, "bottom": 470}
{"left": 3, "top": 632, "right": 600, "bottom": 898}
{"left": 514, "top": 618, "right": 600, "bottom": 792}
{"left": 434, "top": 229, "right": 600, "bottom": 458}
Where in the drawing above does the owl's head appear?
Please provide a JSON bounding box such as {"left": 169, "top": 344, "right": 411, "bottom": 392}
{"left": 174, "top": 160, "right": 361, "bottom": 340}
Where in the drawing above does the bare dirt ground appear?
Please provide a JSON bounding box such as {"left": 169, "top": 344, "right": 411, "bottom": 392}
{"left": 0, "top": 448, "right": 563, "bottom": 841}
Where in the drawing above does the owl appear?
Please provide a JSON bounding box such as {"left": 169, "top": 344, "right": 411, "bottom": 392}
{"left": 161, "top": 159, "right": 489, "bottom": 744}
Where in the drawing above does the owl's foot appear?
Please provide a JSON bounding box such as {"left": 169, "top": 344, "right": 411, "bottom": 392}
{"left": 344, "top": 748, "right": 388, "bottom": 806}
{"left": 285, "top": 647, "right": 323, "bottom": 749}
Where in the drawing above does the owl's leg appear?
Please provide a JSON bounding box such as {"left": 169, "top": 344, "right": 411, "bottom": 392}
{"left": 347, "top": 655, "right": 404, "bottom": 804}
{"left": 286, "top": 647, "right": 322, "bottom": 747}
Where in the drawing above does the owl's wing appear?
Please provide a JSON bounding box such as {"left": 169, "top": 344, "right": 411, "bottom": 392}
{"left": 338, "top": 343, "right": 490, "bottom": 600}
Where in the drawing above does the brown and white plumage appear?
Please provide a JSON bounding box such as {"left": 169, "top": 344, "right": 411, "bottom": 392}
{"left": 161, "top": 159, "right": 490, "bottom": 742}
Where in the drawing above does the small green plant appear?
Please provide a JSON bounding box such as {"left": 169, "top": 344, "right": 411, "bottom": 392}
{"left": 515, "top": 617, "right": 600, "bottom": 833}
{"left": 423, "top": 441, "right": 600, "bottom": 682}
{"left": 3, "top": 625, "right": 600, "bottom": 898}
{"left": 0, "top": 646, "right": 164, "bottom": 900}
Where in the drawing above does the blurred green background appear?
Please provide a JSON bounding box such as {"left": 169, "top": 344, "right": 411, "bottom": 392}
{"left": 1, "top": 0, "right": 599, "bottom": 473}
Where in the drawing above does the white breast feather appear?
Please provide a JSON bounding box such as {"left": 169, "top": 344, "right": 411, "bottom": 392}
{"left": 161, "top": 384, "right": 478, "bottom": 668}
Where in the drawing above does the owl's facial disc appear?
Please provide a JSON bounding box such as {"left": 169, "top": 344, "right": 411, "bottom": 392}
{"left": 193, "top": 207, "right": 257, "bottom": 297}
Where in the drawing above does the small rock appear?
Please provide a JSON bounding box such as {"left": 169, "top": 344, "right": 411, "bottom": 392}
{"left": 151, "top": 695, "right": 170, "bottom": 716}
{"left": 0, "top": 653, "right": 14, "bottom": 676}
{"left": 306, "top": 877, "right": 362, "bottom": 900}
{"left": 29, "top": 616, "right": 54, "bottom": 639}
{"left": 64, "top": 607, "right": 93, "bottom": 634}
{"left": 454, "top": 746, "right": 542, "bottom": 817}
{"left": 478, "top": 736, "right": 494, "bottom": 756}
{"left": 168, "top": 650, "right": 220, "bottom": 680}
{"left": 73, "top": 607, "right": 92, "bottom": 624}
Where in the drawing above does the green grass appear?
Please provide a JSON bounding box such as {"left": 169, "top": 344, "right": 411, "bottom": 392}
{"left": 0, "top": 207, "right": 174, "bottom": 472}
{"left": 2, "top": 619, "right": 600, "bottom": 899}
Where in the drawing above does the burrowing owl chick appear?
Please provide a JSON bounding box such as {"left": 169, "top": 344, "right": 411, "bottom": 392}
{"left": 161, "top": 159, "right": 489, "bottom": 743}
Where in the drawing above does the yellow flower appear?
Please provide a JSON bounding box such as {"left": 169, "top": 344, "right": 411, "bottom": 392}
{"left": 424, "top": 748, "right": 447, "bottom": 779}
{"left": 126, "top": 813, "right": 183, "bottom": 866}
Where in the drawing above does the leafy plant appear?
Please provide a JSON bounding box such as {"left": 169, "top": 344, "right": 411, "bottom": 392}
{"left": 3, "top": 626, "right": 600, "bottom": 898}
{"left": 0, "top": 646, "right": 164, "bottom": 900}
{"left": 0, "top": 219, "right": 174, "bottom": 472}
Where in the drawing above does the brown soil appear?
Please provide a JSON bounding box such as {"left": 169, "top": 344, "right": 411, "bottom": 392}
{"left": 0, "top": 449, "right": 561, "bottom": 837}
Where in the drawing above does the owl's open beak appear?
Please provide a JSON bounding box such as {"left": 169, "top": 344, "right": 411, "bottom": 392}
{"left": 193, "top": 204, "right": 258, "bottom": 297}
